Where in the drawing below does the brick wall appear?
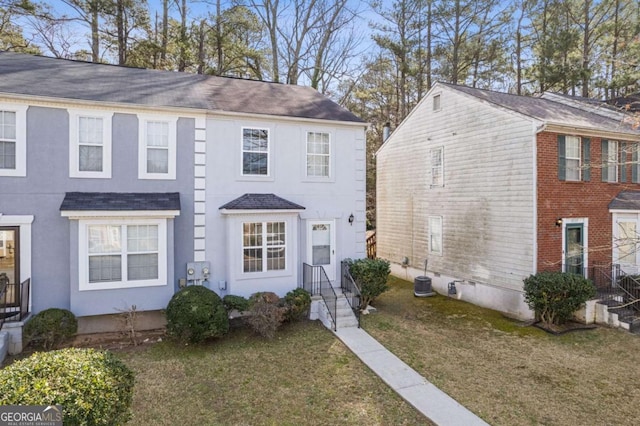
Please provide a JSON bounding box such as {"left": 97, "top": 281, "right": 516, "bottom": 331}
{"left": 537, "top": 131, "right": 639, "bottom": 272}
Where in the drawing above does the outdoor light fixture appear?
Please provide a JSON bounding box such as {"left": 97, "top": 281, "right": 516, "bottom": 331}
{"left": 555, "top": 218, "right": 563, "bottom": 227}
{"left": 348, "top": 213, "right": 354, "bottom": 225}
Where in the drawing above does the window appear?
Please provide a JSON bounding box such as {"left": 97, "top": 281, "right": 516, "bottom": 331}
{"left": 138, "top": 115, "right": 177, "bottom": 179}
{"left": 306, "top": 132, "right": 330, "bottom": 177}
{"left": 430, "top": 147, "right": 443, "bottom": 186}
{"left": 69, "top": 111, "right": 112, "bottom": 178}
{"left": 602, "top": 140, "right": 618, "bottom": 183}
{"left": 617, "top": 221, "right": 637, "bottom": 265}
{"left": 428, "top": 216, "right": 442, "bottom": 255}
{"left": 79, "top": 219, "right": 167, "bottom": 290}
{"left": 242, "top": 221, "right": 286, "bottom": 273}
{"left": 558, "top": 135, "right": 590, "bottom": 182}
{"left": 433, "top": 94, "right": 441, "bottom": 111}
{"left": 242, "top": 128, "right": 269, "bottom": 176}
{"left": 0, "top": 104, "right": 27, "bottom": 177}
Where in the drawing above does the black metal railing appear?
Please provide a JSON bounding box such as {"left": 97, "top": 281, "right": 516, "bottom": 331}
{"left": 366, "top": 231, "right": 376, "bottom": 259}
{"left": 0, "top": 278, "right": 30, "bottom": 330}
{"left": 589, "top": 264, "right": 622, "bottom": 302}
{"left": 302, "top": 263, "right": 337, "bottom": 331}
{"left": 340, "top": 261, "right": 361, "bottom": 328}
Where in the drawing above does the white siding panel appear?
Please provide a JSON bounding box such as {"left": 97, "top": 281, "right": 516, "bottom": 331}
{"left": 377, "top": 86, "right": 535, "bottom": 293}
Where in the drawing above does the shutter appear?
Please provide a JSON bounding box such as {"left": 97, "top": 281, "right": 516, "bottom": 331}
{"left": 633, "top": 145, "right": 639, "bottom": 183}
{"left": 558, "top": 135, "right": 566, "bottom": 181}
{"left": 582, "top": 138, "right": 590, "bottom": 182}
{"left": 601, "top": 140, "right": 609, "bottom": 182}
{"left": 621, "top": 142, "right": 627, "bottom": 183}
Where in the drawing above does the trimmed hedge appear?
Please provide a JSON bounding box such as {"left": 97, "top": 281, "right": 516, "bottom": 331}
{"left": 524, "top": 271, "right": 596, "bottom": 326}
{"left": 166, "top": 285, "right": 229, "bottom": 343}
{"left": 24, "top": 308, "right": 77, "bottom": 350}
{"left": 0, "top": 348, "right": 134, "bottom": 425}
{"left": 283, "top": 288, "right": 311, "bottom": 322}
{"left": 223, "top": 294, "right": 250, "bottom": 312}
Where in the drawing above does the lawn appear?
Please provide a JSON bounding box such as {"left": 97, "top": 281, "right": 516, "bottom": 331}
{"left": 118, "top": 320, "right": 429, "bottom": 426}
{"left": 361, "top": 276, "right": 640, "bottom": 426}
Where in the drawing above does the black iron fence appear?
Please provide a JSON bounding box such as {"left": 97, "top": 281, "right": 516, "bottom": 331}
{"left": 0, "top": 278, "right": 30, "bottom": 331}
{"left": 302, "top": 263, "right": 337, "bottom": 331}
{"left": 340, "top": 261, "right": 361, "bottom": 328}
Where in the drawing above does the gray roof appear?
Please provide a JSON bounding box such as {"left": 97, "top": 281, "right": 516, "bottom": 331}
{"left": 60, "top": 192, "right": 181, "bottom": 211}
{"left": 609, "top": 191, "right": 640, "bottom": 210}
{"left": 0, "top": 52, "right": 364, "bottom": 123}
{"left": 441, "top": 83, "right": 640, "bottom": 136}
{"left": 219, "top": 193, "right": 305, "bottom": 210}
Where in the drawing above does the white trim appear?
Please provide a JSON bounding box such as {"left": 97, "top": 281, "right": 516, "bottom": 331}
{"left": 240, "top": 126, "right": 271, "bottom": 178}
{"left": 220, "top": 209, "right": 304, "bottom": 215}
{"left": 138, "top": 114, "right": 178, "bottom": 180}
{"left": 78, "top": 218, "right": 168, "bottom": 291}
{"left": 0, "top": 215, "right": 33, "bottom": 313}
{"left": 428, "top": 215, "right": 443, "bottom": 256}
{"left": 561, "top": 217, "right": 589, "bottom": 278}
{"left": 61, "top": 210, "right": 179, "bottom": 219}
{"left": 430, "top": 146, "right": 444, "bottom": 187}
{"left": 532, "top": 123, "right": 538, "bottom": 274}
{"left": 306, "top": 220, "right": 336, "bottom": 282}
{"left": 544, "top": 123, "right": 640, "bottom": 142}
{"left": 68, "top": 109, "right": 113, "bottom": 179}
{"left": 432, "top": 92, "right": 442, "bottom": 112}
{"left": 304, "top": 130, "right": 334, "bottom": 182}
{"left": 0, "top": 103, "right": 28, "bottom": 177}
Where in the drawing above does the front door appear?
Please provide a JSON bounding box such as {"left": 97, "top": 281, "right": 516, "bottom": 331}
{"left": 308, "top": 221, "right": 336, "bottom": 282}
{"left": 0, "top": 227, "right": 19, "bottom": 306}
{"left": 565, "top": 223, "right": 585, "bottom": 276}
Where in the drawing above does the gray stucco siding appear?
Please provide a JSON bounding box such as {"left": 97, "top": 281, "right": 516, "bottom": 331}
{"left": 0, "top": 104, "right": 195, "bottom": 317}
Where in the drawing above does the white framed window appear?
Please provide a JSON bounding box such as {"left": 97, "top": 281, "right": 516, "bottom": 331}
{"left": 242, "top": 221, "right": 286, "bottom": 273}
{"left": 241, "top": 127, "right": 269, "bottom": 176}
{"left": 0, "top": 103, "right": 27, "bottom": 177}
{"left": 433, "top": 94, "right": 441, "bottom": 111}
{"left": 69, "top": 110, "right": 113, "bottom": 178}
{"left": 602, "top": 140, "right": 618, "bottom": 183}
{"left": 138, "top": 115, "right": 177, "bottom": 180}
{"left": 430, "top": 146, "right": 444, "bottom": 186}
{"left": 428, "top": 216, "right": 443, "bottom": 256}
{"left": 306, "top": 131, "right": 330, "bottom": 178}
{"left": 564, "top": 136, "right": 582, "bottom": 181}
{"left": 78, "top": 218, "right": 168, "bottom": 290}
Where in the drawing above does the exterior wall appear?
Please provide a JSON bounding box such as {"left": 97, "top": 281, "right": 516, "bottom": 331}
{"left": 536, "top": 131, "right": 639, "bottom": 272}
{"left": 376, "top": 85, "right": 536, "bottom": 318}
{"left": 0, "top": 102, "right": 196, "bottom": 317}
{"left": 202, "top": 116, "right": 366, "bottom": 298}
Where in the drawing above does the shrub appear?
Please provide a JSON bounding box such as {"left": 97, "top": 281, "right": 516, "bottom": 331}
{"left": 246, "top": 292, "right": 285, "bottom": 338}
{"left": 345, "top": 258, "right": 391, "bottom": 308}
{"left": 283, "top": 288, "right": 311, "bottom": 322}
{"left": 523, "top": 271, "right": 596, "bottom": 327}
{"left": 24, "top": 308, "right": 77, "bottom": 350}
{"left": 223, "top": 294, "right": 250, "bottom": 312}
{"left": 166, "top": 285, "right": 229, "bottom": 343}
{"left": 0, "top": 348, "right": 134, "bottom": 425}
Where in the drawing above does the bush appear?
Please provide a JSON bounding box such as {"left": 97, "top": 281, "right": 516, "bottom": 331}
{"left": 223, "top": 294, "right": 250, "bottom": 312}
{"left": 166, "top": 285, "right": 229, "bottom": 343}
{"left": 246, "top": 292, "right": 285, "bottom": 338}
{"left": 24, "top": 308, "right": 77, "bottom": 350}
{"left": 0, "top": 348, "right": 134, "bottom": 425}
{"left": 523, "top": 271, "right": 596, "bottom": 327}
{"left": 345, "top": 258, "right": 391, "bottom": 308}
{"left": 283, "top": 288, "right": 311, "bottom": 322}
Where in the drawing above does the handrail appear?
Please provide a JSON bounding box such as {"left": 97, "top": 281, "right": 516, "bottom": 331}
{"left": 366, "top": 231, "right": 376, "bottom": 259}
{"left": 0, "top": 278, "right": 30, "bottom": 326}
{"left": 0, "top": 274, "right": 8, "bottom": 331}
{"left": 302, "top": 263, "right": 337, "bottom": 331}
{"left": 340, "top": 261, "right": 361, "bottom": 328}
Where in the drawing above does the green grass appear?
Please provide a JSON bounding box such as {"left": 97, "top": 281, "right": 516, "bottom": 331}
{"left": 362, "top": 276, "right": 640, "bottom": 426}
{"left": 118, "top": 320, "right": 430, "bottom": 426}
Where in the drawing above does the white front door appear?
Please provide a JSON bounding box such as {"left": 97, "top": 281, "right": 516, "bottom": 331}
{"left": 308, "top": 221, "right": 336, "bottom": 282}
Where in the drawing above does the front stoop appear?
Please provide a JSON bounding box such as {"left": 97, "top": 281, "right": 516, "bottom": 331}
{"left": 310, "top": 289, "right": 359, "bottom": 331}
{"left": 592, "top": 299, "right": 640, "bottom": 333}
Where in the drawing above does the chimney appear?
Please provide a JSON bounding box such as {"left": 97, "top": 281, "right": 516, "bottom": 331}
{"left": 382, "top": 122, "right": 391, "bottom": 142}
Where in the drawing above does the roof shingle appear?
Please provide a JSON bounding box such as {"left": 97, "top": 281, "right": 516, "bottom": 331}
{"left": 219, "top": 193, "right": 305, "bottom": 210}
{"left": 60, "top": 192, "right": 181, "bottom": 211}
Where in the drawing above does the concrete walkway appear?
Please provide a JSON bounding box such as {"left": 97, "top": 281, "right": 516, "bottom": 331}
{"left": 334, "top": 327, "right": 489, "bottom": 426}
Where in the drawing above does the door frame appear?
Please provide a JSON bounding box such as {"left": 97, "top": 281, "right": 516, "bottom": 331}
{"left": 0, "top": 215, "right": 33, "bottom": 311}
{"left": 562, "top": 218, "right": 588, "bottom": 278}
{"left": 307, "top": 220, "right": 336, "bottom": 282}
{"left": 0, "top": 226, "right": 20, "bottom": 306}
